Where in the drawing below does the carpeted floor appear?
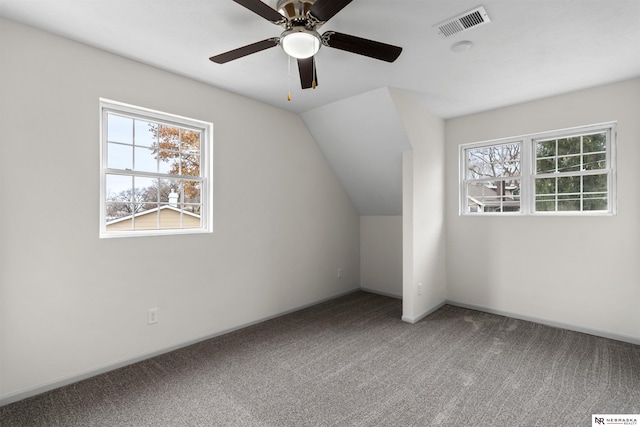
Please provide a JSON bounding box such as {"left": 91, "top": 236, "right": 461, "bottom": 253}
{"left": 1, "top": 291, "right": 639, "bottom": 426}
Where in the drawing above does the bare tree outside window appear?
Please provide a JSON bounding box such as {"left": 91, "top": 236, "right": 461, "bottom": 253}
{"left": 460, "top": 124, "right": 614, "bottom": 215}
{"left": 100, "top": 99, "right": 212, "bottom": 237}
{"left": 465, "top": 142, "right": 522, "bottom": 213}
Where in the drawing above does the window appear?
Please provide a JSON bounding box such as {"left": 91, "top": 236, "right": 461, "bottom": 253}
{"left": 534, "top": 132, "right": 609, "bottom": 212}
{"left": 460, "top": 123, "right": 616, "bottom": 215}
{"left": 100, "top": 99, "right": 213, "bottom": 237}
{"left": 465, "top": 141, "right": 522, "bottom": 213}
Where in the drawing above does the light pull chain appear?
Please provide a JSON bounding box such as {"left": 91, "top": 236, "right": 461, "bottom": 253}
{"left": 287, "top": 55, "right": 292, "bottom": 101}
{"left": 312, "top": 60, "right": 317, "bottom": 89}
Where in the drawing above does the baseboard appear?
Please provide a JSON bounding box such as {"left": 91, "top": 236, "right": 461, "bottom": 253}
{"left": 359, "top": 287, "right": 402, "bottom": 299}
{"left": 0, "top": 287, "right": 360, "bottom": 408}
{"left": 446, "top": 299, "right": 640, "bottom": 346}
{"left": 402, "top": 299, "right": 447, "bottom": 324}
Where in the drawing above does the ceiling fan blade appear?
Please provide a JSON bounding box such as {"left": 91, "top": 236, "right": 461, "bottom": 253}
{"left": 297, "top": 57, "right": 318, "bottom": 89}
{"left": 209, "top": 38, "right": 279, "bottom": 64}
{"left": 322, "top": 31, "right": 402, "bottom": 62}
{"left": 232, "top": 0, "right": 287, "bottom": 24}
{"left": 309, "top": 0, "right": 353, "bottom": 23}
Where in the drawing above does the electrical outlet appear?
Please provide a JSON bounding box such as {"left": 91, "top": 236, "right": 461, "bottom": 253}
{"left": 147, "top": 308, "right": 158, "bottom": 325}
{"left": 417, "top": 283, "right": 423, "bottom": 295}
{"left": 337, "top": 268, "right": 343, "bottom": 278}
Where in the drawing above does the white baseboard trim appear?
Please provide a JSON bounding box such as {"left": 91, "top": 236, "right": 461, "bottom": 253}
{"left": 446, "top": 299, "right": 640, "bottom": 346}
{"left": 402, "top": 299, "right": 447, "bottom": 324}
{"left": 0, "top": 287, "right": 360, "bottom": 408}
{"left": 359, "top": 287, "right": 402, "bottom": 299}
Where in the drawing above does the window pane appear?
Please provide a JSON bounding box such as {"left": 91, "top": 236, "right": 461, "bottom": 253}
{"left": 107, "top": 114, "right": 133, "bottom": 144}
{"left": 105, "top": 202, "right": 132, "bottom": 225}
{"left": 134, "top": 146, "right": 157, "bottom": 172}
{"left": 583, "top": 193, "right": 607, "bottom": 211}
{"left": 133, "top": 205, "right": 159, "bottom": 230}
{"left": 583, "top": 132, "right": 606, "bottom": 153}
{"left": 466, "top": 143, "right": 520, "bottom": 179}
{"left": 584, "top": 153, "right": 606, "bottom": 170}
{"left": 105, "top": 174, "right": 135, "bottom": 223}
{"left": 158, "top": 150, "right": 180, "bottom": 175}
{"left": 184, "top": 180, "right": 201, "bottom": 204}
{"left": 557, "top": 176, "right": 580, "bottom": 193}
{"left": 536, "top": 195, "right": 555, "bottom": 212}
{"left": 105, "top": 174, "right": 132, "bottom": 201}
{"left": 583, "top": 174, "right": 608, "bottom": 193}
{"left": 144, "top": 178, "right": 170, "bottom": 203}
{"left": 466, "top": 182, "right": 487, "bottom": 212}
{"left": 181, "top": 153, "right": 200, "bottom": 177}
{"left": 535, "top": 177, "right": 556, "bottom": 212}
{"left": 466, "top": 180, "right": 520, "bottom": 213}
{"left": 182, "top": 211, "right": 202, "bottom": 228}
{"left": 107, "top": 143, "right": 132, "bottom": 170}
{"left": 557, "top": 194, "right": 580, "bottom": 211}
{"left": 181, "top": 129, "right": 201, "bottom": 153}
{"left": 466, "top": 148, "right": 486, "bottom": 179}
{"left": 535, "top": 177, "right": 556, "bottom": 195}
{"left": 159, "top": 208, "right": 183, "bottom": 229}
{"left": 557, "top": 136, "right": 580, "bottom": 155}
{"left": 536, "top": 140, "right": 556, "bottom": 158}
{"left": 557, "top": 155, "right": 581, "bottom": 173}
{"left": 158, "top": 125, "right": 180, "bottom": 151}
{"left": 161, "top": 179, "right": 182, "bottom": 204}
{"left": 536, "top": 157, "right": 556, "bottom": 174}
{"left": 181, "top": 129, "right": 201, "bottom": 177}
{"left": 134, "top": 120, "right": 156, "bottom": 148}
{"left": 132, "top": 176, "right": 157, "bottom": 215}
{"left": 183, "top": 204, "right": 202, "bottom": 216}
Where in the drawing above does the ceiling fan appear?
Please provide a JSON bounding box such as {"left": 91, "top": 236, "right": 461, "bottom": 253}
{"left": 209, "top": 0, "right": 402, "bottom": 90}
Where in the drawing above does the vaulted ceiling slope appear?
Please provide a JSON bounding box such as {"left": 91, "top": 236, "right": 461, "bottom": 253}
{"left": 302, "top": 87, "right": 411, "bottom": 215}
{"left": 1, "top": 1, "right": 638, "bottom": 216}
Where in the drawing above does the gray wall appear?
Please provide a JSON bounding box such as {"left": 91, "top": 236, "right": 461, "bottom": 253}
{"left": 0, "top": 18, "right": 360, "bottom": 402}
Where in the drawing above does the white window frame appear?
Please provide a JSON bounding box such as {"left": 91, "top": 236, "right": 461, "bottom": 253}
{"left": 99, "top": 98, "right": 213, "bottom": 238}
{"left": 459, "top": 122, "right": 616, "bottom": 216}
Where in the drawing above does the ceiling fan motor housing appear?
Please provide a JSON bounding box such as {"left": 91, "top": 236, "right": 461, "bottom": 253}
{"left": 276, "top": 0, "right": 322, "bottom": 58}
{"left": 277, "top": 0, "right": 317, "bottom": 25}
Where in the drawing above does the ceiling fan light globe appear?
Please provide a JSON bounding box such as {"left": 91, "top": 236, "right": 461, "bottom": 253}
{"left": 281, "top": 30, "right": 320, "bottom": 59}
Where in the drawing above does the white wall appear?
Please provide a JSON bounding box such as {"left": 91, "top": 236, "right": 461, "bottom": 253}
{"left": 390, "top": 90, "right": 447, "bottom": 322}
{"left": 360, "top": 216, "right": 402, "bottom": 298}
{"left": 301, "top": 88, "right": 411, "bottom": 216}
{"left": 0, "top": 18, "right": 360, "bottom": 403}
{"left": 445, "top": 78, "right": 640, "bottom": 343}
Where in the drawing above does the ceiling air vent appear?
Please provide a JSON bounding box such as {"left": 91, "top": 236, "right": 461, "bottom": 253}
{"left": 434, "top": 6, "right": 491, "bottom": 38}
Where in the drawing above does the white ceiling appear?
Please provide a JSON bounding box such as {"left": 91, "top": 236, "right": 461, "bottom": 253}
{"left": 1, "top": 0, "right": 639, "bottom": 215}
{"left": 1, "top": 0, "right": 638, "bottom": 118}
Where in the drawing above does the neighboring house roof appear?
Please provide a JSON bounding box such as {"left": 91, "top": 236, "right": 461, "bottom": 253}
{"left": 468, "top": 183, "right": 519, "bottom": 210}
{"left": 106, "top": 205, "right": 200, "bottom": 231}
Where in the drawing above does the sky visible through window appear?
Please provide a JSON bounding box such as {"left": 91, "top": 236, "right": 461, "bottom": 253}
{"left": 104, "top": 112, "right": 203, "bottom": 223}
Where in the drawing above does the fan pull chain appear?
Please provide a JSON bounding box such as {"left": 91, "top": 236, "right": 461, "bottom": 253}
{"left": 312, "top": 61, "right": 317, "bottom": 89}
{"left": 287, "top": 55, "right": 292, "bottom": 101}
